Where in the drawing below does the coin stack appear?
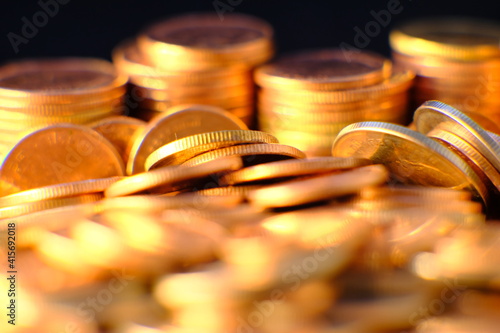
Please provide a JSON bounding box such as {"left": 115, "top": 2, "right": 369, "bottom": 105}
{"left": 255, "top": 49, "right": 414, "bottom": 157}
{"left": 390, "top": 17, "right": 500, "bottom": 123}
{"left": 112, "top": 13, "right": 275, "bottom": 127}
{"left": 0, "top": 57, "right": 127, "bottom": 163}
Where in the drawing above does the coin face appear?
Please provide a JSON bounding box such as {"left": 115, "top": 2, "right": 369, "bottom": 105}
{"left": 126, "top": 105, "right": 247, "bottom": 174}
{"left": 0, "top": 124, "right": 125, "bottom": 196}
{"left": 332, "top": 121, "right": 488, "bottom": 203}
{"left": 0, "top": 58, "right": 126, "bottom": 100}
{"left": 255, "top": 49, "right": 392, "bottom": 90}
{"left": 90, "top": 116, "right": 146, "bottom": 165}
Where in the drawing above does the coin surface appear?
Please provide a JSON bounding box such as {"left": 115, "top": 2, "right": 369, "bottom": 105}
{"left": 127, "top": 105, "right": 247, "bottom": 175}
{"left": 144, "top": 130, "right": 278, "bottom": 170}
{"left": 105, "top": 155, "right": 242, "bottom": 197}
{"left": 248, "top": 164, "right": 389, "bottom": 208}
{"left": 90, "top": 116, "right": 146, "bottom": 165}
{"left": 255, "top": 49, "right": 392, "bottom": 91}
{"left": 332, "top": 121, "right": 489, "bottom": 203}
{"left": 0, "top": 124, "right": 125, "bottom": 196}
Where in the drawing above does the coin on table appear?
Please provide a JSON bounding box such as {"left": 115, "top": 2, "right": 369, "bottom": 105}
{"left": 254, "top": 49, "right": 392, "bottom": 91}
{"left": 105, "top": 155, "right": 242, "bottom": 197}
{"left": 221, "top": 156, "right": 371, "bottom": 185}
{"left": 0, "top": 124, "right": 125, "bottom": 196}
{"left": 414, "top": 100, "right": 500, "bottom": 172}
{"left": 0, "top": 176, "right": 122, "bottom": 208}
{"left": 182, "top": 143, "right": 306, "bottom": 167}
{"left": 144, "top": 130, "right": 278, "bottom": 170}
{"left": 127, "top": 104, "right": 247, "bottom": 175}
{"left": 248, "top": 164, "right": 389, "bottom": 208}
{"left": 332, "top": 121, "right": 488, "bottom": 204}
{"left": 89, "top": 116, "right": 146, "bottom": 165}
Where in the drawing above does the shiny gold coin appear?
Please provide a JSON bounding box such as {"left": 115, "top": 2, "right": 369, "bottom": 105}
{"left": 390, "top": 17, "right": 500, "bottom": 61}
{"left": 105, "top": 155, "right": 242, "bottom": 197}
{"left": 259, "top": 69, "right": 414, "bottom": 104}
{"left": 332, "top": 121, "right": 488, "bottom": 203}
{"left": 144, "top": 130, "right": 278, "bottom": 170}
{"left": 182, "top": 143, "right": 306, "bottom": 167}
{"left": 428, "top": 125, "right": 500, "bottom": 192}
{"left": 89, "top": 116, "right": 146, "bottom": 165}
{"left": 137, "top": 13, "right": 274, "bottom": 70}
{"left": 0, "top": 176, "right": 121, "bottom": 208}
{"left": 194, "top": 185, "right": 261, "bottom": 197}
{"left": 0, "top": 193, "right": 102, "bottom": 219}
{"left": 414, "top": 100, "right": 500, "bottom": 173}
{"left": 248, "top": 164, "right": 388, "bottom": 208}
{"left": 255, "top": 49, "right": 391, "bottom": 91}
{"left": 221, "top": 156, "right": 371, "bottom": 185}
{"left": 359, "top": 184, "right": 472, "bottom": 202}
{"left": 0, "top": 124, "right": 125, "bottom": 196}
{"left": 0, "top": 57, "right": 127, "bottom": 103}
{"left": 127, "top": 104, "right": 247, "bottom": 175}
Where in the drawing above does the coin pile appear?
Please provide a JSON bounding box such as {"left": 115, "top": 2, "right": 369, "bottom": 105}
{"left": 390, "top": 17, "right": 500, "bottom": 123}
{"left": 112, "top": 13, "right": 274, "bottom": 127}
{"left": 255, "top": 49, "right": 414, "bottom": 156}
{"left": 0, "top": 57, "right": 127, "bottom": 163}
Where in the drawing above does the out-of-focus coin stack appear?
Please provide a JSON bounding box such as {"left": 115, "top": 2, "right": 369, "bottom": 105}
{"left": 112, "top": 13, "right": 274, "bottom": 127}
{"left": 255, "top": 49, "right": 414, "bottom": 156}
{"left": 390, "top": 17, "right": 500, "bottom": 123}
{"left": 0, "top": 58, "right": 127, "bottom": 163}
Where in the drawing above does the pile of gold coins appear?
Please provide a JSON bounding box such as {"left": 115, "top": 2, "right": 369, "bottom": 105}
{"left": 0, "top": 58, "right": 127, "bottom": 162}
{"left": 2, "top": 11, "right": 500, "bottom": 333}
{"left": 390, "top": 17, "right": 500, "bottom": 122}
{"left": 112, "top": 13, "right": 274, "bottom": 126}
{"left": 255, "top": 49, "right": 414, "bottom": 156}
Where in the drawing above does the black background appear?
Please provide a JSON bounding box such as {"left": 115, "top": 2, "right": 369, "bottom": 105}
{"left": 1, "top": 0, "right": 500, "bottom": 64}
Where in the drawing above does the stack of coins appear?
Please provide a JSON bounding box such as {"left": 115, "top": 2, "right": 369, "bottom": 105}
{"left": 390, "top": 17, "right": 500, "bottom": 123}
{"left": 255, "top": 49, "right": 414, "bottom": 156}
{"left": 0, "top": 57, "right": 127, "bottom": 163}
{"left": 112, "top": 12, "right": 275, "bottom": 127}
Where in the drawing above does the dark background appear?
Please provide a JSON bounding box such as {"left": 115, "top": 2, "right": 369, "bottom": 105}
{"left": 1, "top": 0, "right": 500, "bottom": 64}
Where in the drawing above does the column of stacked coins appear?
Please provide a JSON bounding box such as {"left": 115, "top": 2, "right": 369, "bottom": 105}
{"left": 0, "top": 58, "right": 127, "bottom": 163}
{"left": 390, "top": 17, "right": 500, "bottom": 123}
{"left": 1, "top": 100, "right": 499, "bottom": 332}
{"left": 112, "top": 13, "right": 274, "bottom": 127}
{"left": 255, "top": 49, "right": 415, "bottom": 156}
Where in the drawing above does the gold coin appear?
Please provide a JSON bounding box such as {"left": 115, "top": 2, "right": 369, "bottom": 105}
{"left": 259, "top": 69, "right": 414, "bottom": 104}
{"left": 0, "top": 124, "right": 125, "bottom": 196}
{"left": 89, "top": 116, "right": 146, "bottom": 165}
{"left": 0, "top": 57, "right": 126, "bottom": 103}
{"left": 0, "top": 193, "right": 102, "bottom": 219}
{"left": 105, "top": 155, "right": 242, "bottom": 197}
{"left": 144, "top": 130, "right": 278, "bottom": 170}
{"left": 359, "top": 184, "right": 472, "bottom": 202}
{"left": 221, "top": 156, "right": 371, "bottom": 185}
{"left": 428, "top": 125, "right": 500, "bottom": 192}
{"left": 414, "top": 100, "right": 500, "bottom": 173}
{"left": 255, "top": 49, "right": 392, "bottom": 91}
{"left": 248, "top": 164, "right": 388, "bottom": 208}
{"left": 390, "top": 17, "right": 500, "bottom": 61}
{"left": 194, "top": 185, "right": 261, "bottom": 197}
{"left": 332, "top": 121, "right": 489, "bottom": 203}
{"left": 127, "top": 104, "right": 247, "bottom": 175}
{"left": 182, "top": 143, "right": 306, "bottom": 167}
{"left": 0, "top": 176, "right": 121, "bottom": 208}
{"left": 137, "top": 13, "right": 274, "bottom": 70}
